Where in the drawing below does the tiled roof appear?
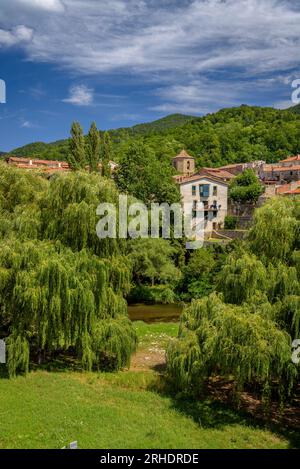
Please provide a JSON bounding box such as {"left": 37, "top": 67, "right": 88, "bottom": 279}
{"left": 276, "top": 181, "right": 300, "bottom": 195}
{"left": 172, "top": 149, "right": 194, "bottom": 159}
{"left": 219, "top": 163, "right": 244, "bottom": 170}
{"left": 262, "top": 164, "right": 300, "bottom": 173}
{"left": 175, "top": 172, "right": 229, "bottom": 186}
{"left": 284, "top": 188, "right": 300, "bottom": 194}
{"left": 200, "top": 167, "right": 235, "bottom": 180}
{"left": 281, "top": 155, "right": 300, "bottom": 163}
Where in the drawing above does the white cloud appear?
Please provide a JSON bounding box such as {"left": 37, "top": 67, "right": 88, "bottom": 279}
{"left": 63, "top": 84, "right": 94, "bottom": 106}
{"left": 0, "top": 0, "right": 300, "bottom": 111}
{"left": 0, "top": 0, "right": 299, "bottom": 77}
{"left": 16, "top": 0, "right": 64, "bottom": 12}
{"left": 0, "top": 25, "right": 33, "bottom": 47}
{"left": 20, "top": 119, "right": 34, "bottom": 128}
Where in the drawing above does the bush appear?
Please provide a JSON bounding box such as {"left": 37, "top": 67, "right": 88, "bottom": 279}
{"left": 224, "top": 215, "right": 238, "bottom": 229}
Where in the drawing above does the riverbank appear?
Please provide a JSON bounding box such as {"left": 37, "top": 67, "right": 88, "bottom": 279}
{"left": 0, "top": 321, "right": 298, "bottom": 449}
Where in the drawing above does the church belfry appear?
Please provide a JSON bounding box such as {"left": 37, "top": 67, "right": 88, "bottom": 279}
{"left": 172, "top": 150, "right": 195, "bottom": 176}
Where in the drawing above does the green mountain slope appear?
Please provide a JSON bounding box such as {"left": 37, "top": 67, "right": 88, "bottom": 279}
{"left": 289, "top": 104, "right": 300, "bottom": 114}
{"left": 10, "top": 114, "right": 194, "bottom": 159}
{"left": 9, "top": 105, "right": 300, "bottom": 167}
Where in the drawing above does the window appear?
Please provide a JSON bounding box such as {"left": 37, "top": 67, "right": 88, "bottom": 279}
{"left": 187, "top": 161, "right": 191, "bottom": 170}
{"left": 199, "top": 184, "right": 210, "bottom": 197}
{"left": 192, "top": 185, "right": 196, "bottom": 196}
{"left": 213, "top": 185, "right": 218, "bottom": 196}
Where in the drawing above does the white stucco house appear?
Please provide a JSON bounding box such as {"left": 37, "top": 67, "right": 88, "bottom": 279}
{"left": 172, "top": 151, "right": 229, "bottom": 238}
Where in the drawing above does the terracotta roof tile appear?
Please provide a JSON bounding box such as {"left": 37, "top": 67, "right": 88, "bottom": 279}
{"left": 281, "top": 155, "right": 300, "bottom": 163}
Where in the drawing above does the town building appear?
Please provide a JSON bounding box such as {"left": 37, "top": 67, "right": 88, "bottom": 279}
{"left": 5, "top": 156, "right": 118, "bottom": 173}
{"left": 172, "top": 150, "right": 195, "bottom": 176}
{"left": 172, "top": 151, "right": 228, "bottom": 238}
{"left": 263, "top": 180, "right": 300, "bottom": 198}
{"left": 219, "top": 161, "right": 265, "bottom": 176}
{"left": 259, "top": 155, "right": 300, "bottom": 184}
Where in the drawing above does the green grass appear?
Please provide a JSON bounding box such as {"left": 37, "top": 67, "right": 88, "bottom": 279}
{"left": 0, "top": 370, "right": 295, "bottom": 449}
{"left": 134, "top": 320, "right": 179, "bottom": 347}
{"left": 0, "top": 322, "right": 298, "bottom": 449}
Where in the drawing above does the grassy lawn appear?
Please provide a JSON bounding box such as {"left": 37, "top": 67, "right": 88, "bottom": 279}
{"left": 0, "top": 322, "right": 298, "bottom": 449}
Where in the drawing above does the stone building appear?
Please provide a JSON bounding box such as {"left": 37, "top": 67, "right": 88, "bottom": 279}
{"left": 259, "top": 155, "right": 300, "bottom": 184}
{"left": 172, "top": 151, "right": 229, "bottom": 238}
{"left": 172, "top": 150, "right": 195, "bottom": 176}
{"left": 175, "top": 173, "right": 228, "bottom": 238}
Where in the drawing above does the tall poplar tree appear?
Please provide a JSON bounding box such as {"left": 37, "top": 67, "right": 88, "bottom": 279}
{"left": 100, "top": 131, "right": 112, "bottom": 177}
{"left": 68, "top": 121, "right": 87, "bottom": 170}
{"left": 87, "top": 122, "right": 101, "bottom": 172}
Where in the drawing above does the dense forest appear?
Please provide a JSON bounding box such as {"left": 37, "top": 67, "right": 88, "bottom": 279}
{"left": 9, "top": 105, "right": 300, "bottom": 169}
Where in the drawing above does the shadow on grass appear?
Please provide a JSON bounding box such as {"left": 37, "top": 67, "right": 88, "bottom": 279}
{"left": 30, "top": 354, "right": 83, "bottom": 373}
{"left": 171, "top": 394, "right": 300, "bottom": 449}
{"left": 147, "top": 373, "right": 300, "bottom": 449}
{"left": 0, "top": 363, "right": 9, "bottom": 379}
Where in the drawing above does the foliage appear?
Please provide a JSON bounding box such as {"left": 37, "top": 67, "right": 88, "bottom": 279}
{"left": 249, "top": 197, "right": 299, "bottom": 263}
{"left": 10, "top": 106, "right": 300, "bottom": 169}
{"left": 178, "top": 248, "right": 216, "bottom": 301}
{"left": 167, "top": 294, "right": 297, "bottom": 402}
{"left": 0, "top": 165, "right": 137, "bottom": 376}
{"left": 67, "top": 121, "right": 87, "bottom": 170}
{"left": 100, "top": 131, "right": 112, "bottom": 177}
{"left": 86, "top": 122, "right": 101, "bottom": 172}
{"left": 115, "top": 141, "right": 180, "bottom": 205}
{"left": 218, "top": 251, "right": 268, "bottom": 304}
{"left": 127, "top": 238, "right": 181, "bottom": 288}
{"left": 229, "top": 169, "right": 264, "bottom": 203}
{"left": 168, "top": 197, "right": 300, "bottom": 405}
{"left": 224, "top": 215, "right": 238, "bottom": 229}
{"left": 128, "top": 285, "right": 177, "bottom": 304}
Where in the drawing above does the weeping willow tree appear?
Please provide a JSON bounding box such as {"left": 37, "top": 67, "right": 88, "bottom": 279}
{"left": 167, "top": 294, "right": 297, "bottom": 403}
{"left": 40, "top": 171, "right": 125, "bottom": 256}
{"left": 0, "top": 239, "right": 136, "bottom": 377}
{"left": 168, "top": 197, "right": 300, "bottom": 406}
{"left": 217, "top": 251, "right": 268, "bottom": 304}
{"left": 0, "top": 165, "right": 136, "bottom": 376}
{"left": 249, "top": 197, "right": 298, "bottom": 263}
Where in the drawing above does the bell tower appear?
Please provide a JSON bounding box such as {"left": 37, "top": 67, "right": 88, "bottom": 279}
{"left": 172, "top": 150, "right": 195, "bottom": 176}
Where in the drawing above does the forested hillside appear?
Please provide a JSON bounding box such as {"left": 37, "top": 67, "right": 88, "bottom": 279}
{"left": 9, "top": 105, "right": 300, "bottom": 168}
{"left": 290, "top": 104, "right": 300, "bottom": 114}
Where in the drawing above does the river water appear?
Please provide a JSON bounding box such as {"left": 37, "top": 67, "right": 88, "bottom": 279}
{"left": 128, "top": 303, "right": 183, "bottom": 323}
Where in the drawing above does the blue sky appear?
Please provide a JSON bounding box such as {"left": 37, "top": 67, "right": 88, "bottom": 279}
{"left": 0, "top": 0, "right": 300, "bottom": 152}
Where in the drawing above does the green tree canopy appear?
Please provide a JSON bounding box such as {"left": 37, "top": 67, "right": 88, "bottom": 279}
{"left": 229, "top": 169, "right": 264, "bottom": 203}
{"left": 115, "top": 142, "right": 180, "bottom": 206}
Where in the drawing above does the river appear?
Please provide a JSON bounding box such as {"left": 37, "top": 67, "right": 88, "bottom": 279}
{"left": 128, "top": 303, "right": 183, "bottom": 323}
